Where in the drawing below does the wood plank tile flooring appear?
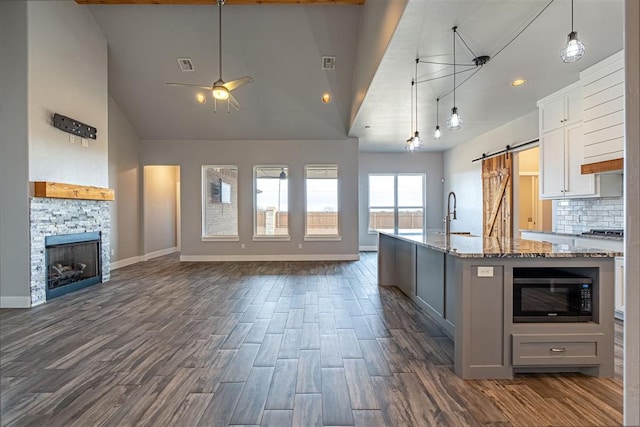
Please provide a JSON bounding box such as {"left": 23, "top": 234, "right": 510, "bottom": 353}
{"left": 0, "top": 253, "right": 623, "bottom": 426}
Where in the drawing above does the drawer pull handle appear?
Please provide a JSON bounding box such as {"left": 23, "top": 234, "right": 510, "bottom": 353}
{"left": 550, "top": 347, "right": 567, "bottom": 353}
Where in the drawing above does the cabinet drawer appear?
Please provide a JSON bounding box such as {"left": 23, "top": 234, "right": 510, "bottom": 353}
{"left": 512, "top": 333, "right": 604, "bottom": 366}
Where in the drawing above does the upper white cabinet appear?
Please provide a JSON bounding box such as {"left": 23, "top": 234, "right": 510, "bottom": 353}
{"left": 538, "top": 84, "right": 595, "bottom": 199}
{"left": 580, "top": 51, "right": 625, "bottom": 164}
{"left": 537, "top": 66, "right": 623, "bottom": 200}
{"left": 539, "top": 86, "right": 582, "bottom": 133}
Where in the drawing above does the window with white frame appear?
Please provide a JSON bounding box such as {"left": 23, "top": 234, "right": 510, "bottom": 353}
{"left": 202, "top": 166, "right": 238, "bottom": 239}
{"left": 368, "top": 173, "right": 425, "bottom": 235}
{"left": 305, "top": 165, "right": 339, "bottom": 238}
{"left": 254, "top": 166, "right": 289, "bottom": 238}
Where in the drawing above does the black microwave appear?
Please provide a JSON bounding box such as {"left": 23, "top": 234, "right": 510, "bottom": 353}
{"left": 513, "top": 270, "right": 593, "bottom": 322}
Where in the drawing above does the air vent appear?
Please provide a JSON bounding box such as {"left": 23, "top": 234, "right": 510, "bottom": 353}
{"left": 321, "top": 56, "right": 336, "bottom": 70}
{"left": 177, "top": 58, "right": 194, "bottom": 72}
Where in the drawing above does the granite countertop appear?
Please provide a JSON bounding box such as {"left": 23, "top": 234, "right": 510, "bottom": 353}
{"left": 381, "top": 231, "right": 623, "bottom": 259}
{"left": 519, "top": 229, "right": 624, "bottom": 241}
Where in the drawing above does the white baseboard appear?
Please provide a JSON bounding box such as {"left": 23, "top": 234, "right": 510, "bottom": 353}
{"left": 359, "top": 245, "right": 378, "bottom": 252}
{"left": 0, "top": 296, "right": 31, "bottom": 308}
{"left": 110, "top": 256, "right": 143, "bottom": 270}
{"left": 180, "top": 253, "right": 360, "bottom": 262}
{"left": 143, "top": 247, "right": 178, "bottom": 261}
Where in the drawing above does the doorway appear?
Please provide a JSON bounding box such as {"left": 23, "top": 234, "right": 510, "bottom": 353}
{"left": 517, "top": 147, "right": 551, "bottom": 232}
{"left": 143, "top": 165, "right": 181, "bottom": 259}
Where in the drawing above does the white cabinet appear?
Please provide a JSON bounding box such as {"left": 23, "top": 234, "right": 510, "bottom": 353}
{"left": 539, "top": 120, "right": 595, "bottom": 199}
{"left": 615, "top": 257, "right": 624, "bottom": 320}
{"left": 539, "top": 86, "right": 582, "bottom": 133}
{"left": 538, "top": 84, "right": 622, "bottom": 199}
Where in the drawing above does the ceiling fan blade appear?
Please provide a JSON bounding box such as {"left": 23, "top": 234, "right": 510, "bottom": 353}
{"left": 223, "top": 76, "right": 254, "bottom": 92}
{"left": 166, "top": 83, "right": 211, "bottom": 90}
{"left": 228, "top": 93, "right": 242, "bottom": 111}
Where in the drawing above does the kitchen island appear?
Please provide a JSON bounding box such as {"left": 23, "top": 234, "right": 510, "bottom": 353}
{"left": 378, "top": 231, "right": 622, "bottom": 379}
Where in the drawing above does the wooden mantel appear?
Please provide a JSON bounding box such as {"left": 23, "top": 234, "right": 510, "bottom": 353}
{"left": 33, "top": 182, "right": 115, "bottom": 201}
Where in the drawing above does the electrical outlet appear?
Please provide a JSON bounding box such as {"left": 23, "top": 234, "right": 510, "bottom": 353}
{"left": 69, "top": 134, "right": 75, "bottom": 144}
{"left": 477, "top": 266, "right": 494, "bottom": 277}
{"left": 298, "top": 243, "right": 302, "bottom": 249}
{"left": 81, "top": 138, "right": 89, "bottom": 147}
{"left": 241, "top": 243, "right": 245, "bottom": 249}
{"left": 111, "top": 249, "right": 114, "bottom": 256}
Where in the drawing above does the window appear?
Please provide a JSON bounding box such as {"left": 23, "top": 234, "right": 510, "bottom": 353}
{"left": 254, "top": 166, "right": 289, "bottom": 239}
{"left": 305, "top": 165, "right": 339, "bottom": 239}
{"left": 202, "top": 166, "right": 238, "bottom": 240}
{"left": 368, "top": 173, "right": 425, "bottom": 235}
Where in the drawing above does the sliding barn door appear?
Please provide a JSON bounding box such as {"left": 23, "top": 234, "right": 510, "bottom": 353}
{"left": 482, "top": 153, "right": 513, "bottom": 240}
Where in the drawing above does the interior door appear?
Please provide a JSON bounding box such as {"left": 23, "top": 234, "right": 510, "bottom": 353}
{"left": 482, "top": 153, "right": 513, "bottom": 240}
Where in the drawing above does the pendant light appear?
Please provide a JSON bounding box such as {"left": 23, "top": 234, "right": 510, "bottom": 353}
{"left": 433, "top": 98, "right": 442, "bottom": 139}
{"left": 405, "top": 78, "right": 416, "bottom": 151}
{"left": 560, "top": 0, "right": 585, "bottom": 63}
{"left": 406, "top": 59, "right": 423, "bottom": 151}
{"left": 447, "top": 26, "right": 463, "bottom": 130}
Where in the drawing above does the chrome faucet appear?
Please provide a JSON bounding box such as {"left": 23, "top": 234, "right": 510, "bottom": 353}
{"left": 445, "top": 191, "right": 457, "bottom": 236}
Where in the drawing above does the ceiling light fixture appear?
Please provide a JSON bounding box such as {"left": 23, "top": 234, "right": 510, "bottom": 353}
{"left": 322, "top": 93, "right": 332, "bottom": 104}
{"left": 561, "top": 0, "right": 585, "bottom": 63}
{"left": 196, "top": 93, "right": 207, "bottom": 104}
{"left": 447, "top": 27, "right": 463, "bottom": 131}
{"left": 433, "top": 98, "right": 441, "bottom": 139}
{"left": 406, "top": 59, "right": 423, "bottom": 151}
{"left": 510, "top": 79, "right": 527, "bottom": 87}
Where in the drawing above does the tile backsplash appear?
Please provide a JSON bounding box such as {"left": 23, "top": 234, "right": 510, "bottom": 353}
{"left": 554, "top": 197, "right": 624, "bottom": 234}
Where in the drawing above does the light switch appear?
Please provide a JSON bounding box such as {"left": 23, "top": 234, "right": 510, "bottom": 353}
{"left": 69, "top": 134, "right": 75, "bottom": 144}
{"left": 81, "top": 138, "right": 89, "bottom": 147}
{"left": 477, "top": 266, "right": 494, "bottom": 277}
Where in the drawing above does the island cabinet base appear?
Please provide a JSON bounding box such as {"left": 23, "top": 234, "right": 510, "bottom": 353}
{"left": 377, "top": 233, "right": 616, "bottom": 380}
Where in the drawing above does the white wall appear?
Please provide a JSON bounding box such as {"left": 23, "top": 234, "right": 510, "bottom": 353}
{"left": 141, "top": 139, "right": 359, "bottom": 260}
{"left": 358, "top": 152, "right": 444, "bottom": 248}
{"left": 108, "top": 96, "right": 142, "bottom": 265}
{"left": 0, "top": 1, "right": 31, "bottom": 308}
{"left": 443, "top": 110, "right": 539, "bottom": 236}
{"left": 27, "top": 1, "right": 108, "bottom": 188}
{"left": 350, "top": 0, "right": 408, "bottom": 125}
{"left": 143, "top": 166, "right": 179, "bottom": 256}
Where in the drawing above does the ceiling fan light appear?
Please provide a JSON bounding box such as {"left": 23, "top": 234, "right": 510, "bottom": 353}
{"left": 447, "top": 107, "right": 463, "bottom": 130}
{"left": 561, "top": 31, "right": 585, "bottom": 63}
{"left": 433, "top": 125, "right": 441, "bottom": 139}
{"left": 212, "top": 86, "right": 229, "bottom": 100}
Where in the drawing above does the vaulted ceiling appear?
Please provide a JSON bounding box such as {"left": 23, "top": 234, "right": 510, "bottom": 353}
{"left": 85, "top": 0, "right": 624, "bottom": 151}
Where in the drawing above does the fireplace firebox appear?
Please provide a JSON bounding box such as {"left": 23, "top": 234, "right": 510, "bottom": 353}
{"left": 45, "top": 231, "right": 102, "bottom": 300}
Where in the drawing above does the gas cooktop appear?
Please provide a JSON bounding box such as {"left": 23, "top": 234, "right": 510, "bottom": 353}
{"left": 581, "top": 229, "right": 624, "bottom": 237}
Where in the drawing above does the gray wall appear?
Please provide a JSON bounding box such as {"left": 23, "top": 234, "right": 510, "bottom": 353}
{"left": 443, "top": 110, "right": 539, "bottom": 236}
{"left": 358, "top": 151, "right": 444, "bottom": 249}
{"left": 108, "top": 96, "right": 142, "bottom": 263}
{"left": 624, "top": 0, "right": 640, "bottom": 422}
{"left": 27, "top": 1, "right": 109, "bottom": 187}
{"left": 143, "top": 166, "right": 179, "bottom": 255}
{"left": 141, "top": 139, "right": 359, "bottom": 258}
{"left": 0, "top": 2, "right": 31, "bottom": 307}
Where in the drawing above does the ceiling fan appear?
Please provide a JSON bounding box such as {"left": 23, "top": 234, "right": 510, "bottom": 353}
{"left": 166, "top": 0, "right": 254, "bottom": 112}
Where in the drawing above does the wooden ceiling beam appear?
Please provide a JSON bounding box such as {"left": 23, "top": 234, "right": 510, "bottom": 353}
{"left": 76, "top": 0, "right": 364, "bottom": 5}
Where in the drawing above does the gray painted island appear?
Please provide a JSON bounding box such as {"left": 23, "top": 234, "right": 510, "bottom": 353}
{"left": 378, "top": 231, "right": 621, "bottom": 379}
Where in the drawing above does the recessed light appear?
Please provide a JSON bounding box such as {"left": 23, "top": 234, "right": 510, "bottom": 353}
{"left": 196, "top": 93, "right": 206, "bottom": 104}
{"left": 322, "top": 93, "right": 332, "bottom": 104}
{"left": 510, "top": 79, "right": 527, "bottom": 87}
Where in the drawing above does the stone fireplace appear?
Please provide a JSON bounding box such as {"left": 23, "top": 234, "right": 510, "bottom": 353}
{"left": 30, "top": 183, "right": 112, "bottom": 306}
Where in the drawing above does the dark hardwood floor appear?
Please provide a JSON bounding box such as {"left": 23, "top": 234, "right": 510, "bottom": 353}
{"left": 0, "top": 253, "right": 623, "bottom": 426}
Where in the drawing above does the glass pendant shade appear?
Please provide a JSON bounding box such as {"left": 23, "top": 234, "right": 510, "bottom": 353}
{"left": 433, "top": 125, "right": 441, "bottom": 139}
{"left": 561, "top": 31, "right": 585, "bottom": 63}
{"left": 447, "top": 107, "right": 463, "bottom": 130}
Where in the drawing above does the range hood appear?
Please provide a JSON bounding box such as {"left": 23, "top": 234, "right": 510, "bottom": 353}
{"left": 581, "top": 158, "right": 624, "bottom": 174}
